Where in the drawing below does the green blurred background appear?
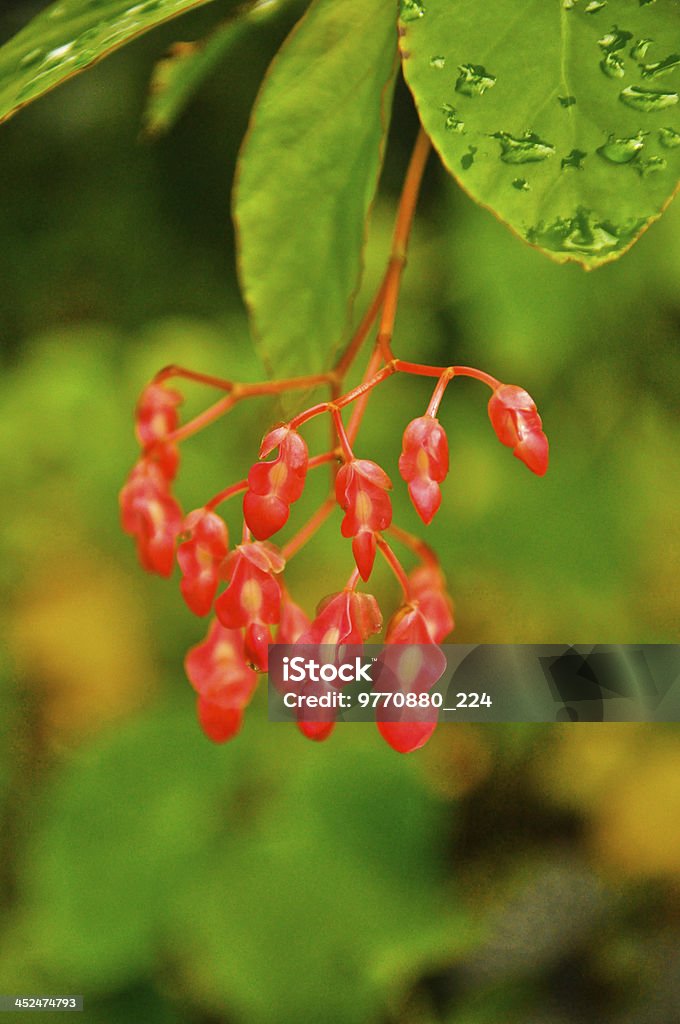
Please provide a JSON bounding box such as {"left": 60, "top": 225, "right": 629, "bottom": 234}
{"left": 1, "top": 2, "right": 679, "bottom": 1021}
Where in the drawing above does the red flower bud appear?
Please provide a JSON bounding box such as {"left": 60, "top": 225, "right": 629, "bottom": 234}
{"left": 408, "top": 564, "right": 455, "bottom": 643}
{"left": 335, "top": 459, "right": 392, "bottom": 580}
{"left": 292, "top": 590, "right": 382, "bottom": 743}
{"left": 488, "top": 384, "right": 549, "bottom": 476}
{"left": 244, "top": 621, "right": 272, "bottom": 672}
{"left": 377, "top": 719, "right": 437, "bottom": 754}
{"left": 385, "top": 604, "right": 433, "bottom": 644}
{"left": 185, "top": 618, "right": 257, "bottom": 743}
{"left": 177, "top": 508, "right": 229, "bottom": 616}
{"left": 398, "top": 415, "right": 449, "bottom": 524}
{"left": 277, "top": 593, "right": 311, "bottom": 643}
{"left": 243, "top": 425, "right": 308, "bottom": 540}
{"left": 297, "top": 721, "right": 336, "bottom": 742}
{"left": 135, "top": 383, "right": 182, "bottom": 447}
{"left": 196, "top": 699, "right": 244, "bottom": 744}
{"left": 378, "top": 605, "right": 446, "bottom": 754}
{"left": 215, "top": 541, "right": 285, "bottom": 670}
{"left": 298, "top": 589, "right": 382, "bottom": 645}
{"left": 119, "top": 458, "right": 183, "bottom": 577}
{"left": 145, "top": 441, "right": 180, "bottom": 482}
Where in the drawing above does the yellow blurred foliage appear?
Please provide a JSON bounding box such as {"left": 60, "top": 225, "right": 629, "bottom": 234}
{"left": 536, "top": 725, "right": 680, "bottom": 881}
{"left": 7, "top": 551, "right": 158, "bottom": 744}
{"left": 592, "top": 737, "right": 680, "bottom": 880}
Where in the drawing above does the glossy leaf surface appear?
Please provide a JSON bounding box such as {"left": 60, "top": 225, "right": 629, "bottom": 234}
{"left": 399, "top": 0, "right": 680, "bottom": 267}
{"left": 234, "top": 0, "right": 397, "bottom": 375}
{"left": 0, "top": 0, "right": 216, "bottom": 125}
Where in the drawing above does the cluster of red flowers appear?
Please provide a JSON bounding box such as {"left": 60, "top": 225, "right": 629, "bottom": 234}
{"left": 120, "top": 364, "right": 548, "bottom": 753}
{"left": 120, "top": 132, "right": 549, "bottom": 754}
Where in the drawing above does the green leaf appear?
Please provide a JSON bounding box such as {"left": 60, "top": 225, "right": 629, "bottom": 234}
{"left": 16, "top": 704, "right": 250, "bottom": 988}
{"left": 399, "top": 0, "right": 680, "bottom": 267}
{"left": 166, "top": 747, "right": 481, "bottom": 1022}
{"left": 234, "top": 0, "right": 398, "bottom": 377}
{"left": 143, "top": 0, "right": 308, "bottom": 137}
{"left": 0, "top": 0, "right": 217, "bottom": 126}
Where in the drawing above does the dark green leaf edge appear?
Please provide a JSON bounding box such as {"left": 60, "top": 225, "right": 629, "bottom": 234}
{"left": 232, "top": 5, "right": 399, "bottom": 377}
{"left": 0, "top": 0, "right": 216, "bottom": 127}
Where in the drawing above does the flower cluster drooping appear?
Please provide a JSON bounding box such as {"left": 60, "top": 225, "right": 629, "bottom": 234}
{"left": 120, "top": 356, "right": 548, "bottom": 753}
{"left": 120, "top": 131, "right": 549, "bottom": 754}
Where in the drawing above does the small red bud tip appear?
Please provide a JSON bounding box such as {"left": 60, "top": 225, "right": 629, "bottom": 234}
{"left": 487, "top": 384, "right": 549, "bottom": 476}
{"left": 177, "top": 509, "right": 229, "bottom": 616}
{"left": 335, "top": 459, "right": 392, "bottom": 580}
{"left": 398, "top": 415, "right": 449, "bottom": 524}
{"left": 185, "top": 618, "right": 258, "bottom": 742}
{"left": 197, "top": 698, "right": 244, "bottom": 744}
{"left": 244, "top": 426, "right": 309, "bottom": 540}
{"left": 377, "top": 721, "right": 437, "bottom": 754}
{"left": 119, "top": 459, "right": 183, "bottom": 577}
{"left": 378, "top": 610, "right": 446, "bottom": 753}
{"left": 297, "top": 720, "right": 335, "bottom": 742}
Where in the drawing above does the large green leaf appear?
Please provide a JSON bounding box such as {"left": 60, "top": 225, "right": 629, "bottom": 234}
{"left": 0, "top": 0, "right": 218, "bottom": 125}
{"left": 399, "top": 0, "right": 680, "bottom": 267}
{"left": 234, "top": 0, "right": 398, "bottom": 377}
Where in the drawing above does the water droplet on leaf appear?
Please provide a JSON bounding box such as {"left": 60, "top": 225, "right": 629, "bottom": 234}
{"left": 429, "top": 56, "right": 446, "bottom": 69}
{"left": 558, "top": 95, "right": 576, "bottom": 107}
{"left": 598, "top": 28, "right": 633, "bottom": 53}
{"left": 527, "top": 208, "right": 644, "bottom": 256}
{"left": 659, "top": 126, "right": 680, "bottom": 148}
{"left": 455, "top": 64, "right": 496, "bottom": 97}
{"left": 585, "top": 1, "right": 607, "bottom": 13}
{"left": 442, "top": 104, "right": 464, "bottom": 132}
{"left": 43, "top": 42, "right": 75, "bottom": 64}
{"left": 597, "top": 131, "right": 646, "bottom": 163}
{"left": 461, "top": 146, "right": 477, "bottom": 170}
{"left": 630, "top": 38, "right": 653, "bottom": 60}
{"left": 492, "top": 131, "right": 555, "bottom": 164}
{"left": 619, "top": 85, "right": 679, "bottom": 111}
{"left": 18, "top": 49, "right": 44, "bottom": 69}
{"left": 636, "top": 155, "right": 667, "bottom": 176}
{"left": 562, "top": 149, "right": 587, "bottom": 169}
{"left": 400, "top": 0, "right": 425, "bottom": 22}
{"left": 600, "top": 52, "right": 625, "bottom": 78}
{"left": 512, "top": 178, "right": 530, "bottom": 191}
{"left": 640, "top": 54, "right": 680, "bottom": 79}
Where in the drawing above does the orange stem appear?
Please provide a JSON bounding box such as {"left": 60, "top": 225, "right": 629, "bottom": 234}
{"left": 376, "top": 128, "right": 431, "bottom": 361}
{"left": 376, "top": 536, "right": 412, "bottom": 600}
{"left": 427, "top": 368, "right": 455, "bottom": 418}
{"left": 387, "top": 523, "right": 439, "bottom": 566}
{"left": 331, "top": 408, "right": 354, "bottom": 461}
